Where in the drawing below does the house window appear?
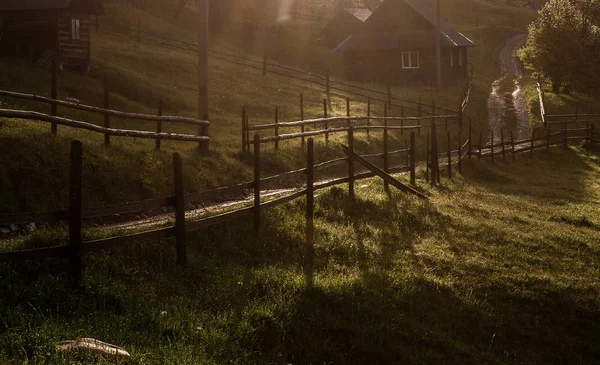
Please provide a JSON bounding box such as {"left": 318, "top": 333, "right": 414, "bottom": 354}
{"left": 71, "top": 19, "right": 80, "bottom": 40}
{"left": 402, "top": 51, "right": 419, "bottom": 69}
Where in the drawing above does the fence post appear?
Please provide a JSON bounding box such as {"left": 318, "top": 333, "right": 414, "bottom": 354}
{"left": 348, "top": 126, "right": 355, "bottom": 199}
{"left": 491, "top": 131, "right": 494, "bottom": 163}
{"left": 405, "top": 139, "right": 409, "bottom": 166}
{"left": 430, "top": 123, "right": 438, "bottom": 185}
{"left": 241, "top": 105, "right": 246, "bottom": 153}
{"left": 367, "top": 97, "right": 371, "bottom": 137}
{"left": 245, "top": 115, "right": 250, "bottom": 153}
{"left": 531, "top": 131, "right": 534, "bottom": 157}
{"left": 387, "top": 85, "right": 392, "bottom": 107}
{"left": 384, "top": 104, "right": 389, "bottom": 190}
{"left": 274, "top": 106, "right": 279, "bottom": 151}
{"left": 501, "top": 128, "right": 506, "bottom": 162}
{"left": 426, "top": 132, "right": 430, "bottom": 183}
{"left": 199, "top": 114, "right": 209, "bottom": 154}
{"left": 511, "top": 131, "right": 515, "bottom": 160}
{"left": 418, "top": 95, "right": 422, "bottom": 117}
{"left": 305, "top": 138, "right": 314, "bottom": 288}
{"left": 346, "top": 97, "right": 351, "bottom": 127}
{"left": 156, "top": 100, "right": 163, "bottom": 151}
{"left": 103, "top": 78, "right": 110, "bottom": 146}
{"left": 547, "top": 128, "right": 551, "bottom": 151}
{"left": 400, "top": 105, "right": 404, "bottom": 136}
{"left": 173, "top": 152, "right": 187, "bottom": 266}
{"left": 478, "top": 131, "right": 482, "bottom": 160}
{"left": 323, "top": 98, "right": 329, "bottom": 145}
{"left": 447, "top": 131, "right": 452, "bottom": 178}
{"left": 326, "top": 70, "right": 330, "bottom": 101}
{"left": 410, "top": 132, "right": 416, "bottom": 185}
{"left": 254, "top": 134, "right": 261, "bottom": 232}
{"left": 458, "top": 130, "right": 462, "bottom": 174}
{"left": 69, "top": 140, "right": 83, "bottom": 284}
{"left": 300, "top": 93, "right": 305, "bottom": 146}
{"left": 468, "top": 117, "right": 472, "bottom": 161}
{"left": 51, "top": 55, "right": 58, "bottom": 134}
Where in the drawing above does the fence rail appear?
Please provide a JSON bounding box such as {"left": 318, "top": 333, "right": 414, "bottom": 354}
{"left": 3, "top": 120, "right": 596, "bottom": 282}
{"left": 0, "top": 87, "right": 210, "bottom": 148}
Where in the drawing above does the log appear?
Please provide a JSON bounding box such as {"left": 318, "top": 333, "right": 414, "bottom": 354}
{"left": 342, "top": 145, "right": 427, "bottom": 199}
{"left": 0, "top": 109, "right": 209, "bottom": 142}
{"left": 0, "top": 89, "right": 208, "bottom": 126}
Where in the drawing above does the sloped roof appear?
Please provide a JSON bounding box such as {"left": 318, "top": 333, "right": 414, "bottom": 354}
{"left": 344, "top": 7, "right": 372, "bottom": 23}
{"left": 401, "top": 0, "right": 474, "bottom": 47}
{"left": 0, "top": 0, "right": 103, "bottom": 13}
{"left": 334, "top": 0, "right": 474, "bottom": 52}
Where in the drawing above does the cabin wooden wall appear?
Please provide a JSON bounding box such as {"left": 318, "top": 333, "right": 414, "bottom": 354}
{"left": 57, "top": 13, "right": 92, "bottom": 69}
{"left": 0, "top": 10, "right": 57, "bottom": 60}
{"left": 343, "top": 46, "right": 468, "bottom": 86}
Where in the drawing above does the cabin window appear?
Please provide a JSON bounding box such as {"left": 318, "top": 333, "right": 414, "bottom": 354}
{"left": 402, "top": 51, "right": 419, "bottom": 69}
{"left": 71, "top": 19, "right": 81, "bottom": 40}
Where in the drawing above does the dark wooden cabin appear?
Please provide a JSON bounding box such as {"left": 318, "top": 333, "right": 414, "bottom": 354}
{"left": 333, "top": 0, "right": 475, "bottom": 86}
{"left": 320, "top": 7, "right": 372, "bottom": 47}
{"left": 0, "top": 0, "right": 104, "bottom": 71}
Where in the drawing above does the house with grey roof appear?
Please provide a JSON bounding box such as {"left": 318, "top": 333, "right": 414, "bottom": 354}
{"left": 320, "top": 7, "right": 373, "bottom": 47}
{"left": 332, "top": 0, "right": 475, "bottom": 86}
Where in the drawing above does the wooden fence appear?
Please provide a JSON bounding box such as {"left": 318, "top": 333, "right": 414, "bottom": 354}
{"left": 2, "top": 120, "right": 596, "bottom": 282}
{"left": 0, "top": 85, "right": 209, "bottom": 150}
{"left": 97, "top": 23, "right": 472, "bottom": 118}
{"left": 536, "top": 83, "right": 599, "bottom": 131}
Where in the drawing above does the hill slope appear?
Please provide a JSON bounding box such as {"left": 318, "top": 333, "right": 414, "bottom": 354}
{"left": 0, "top": 145, "right": 598, "bottom": 364}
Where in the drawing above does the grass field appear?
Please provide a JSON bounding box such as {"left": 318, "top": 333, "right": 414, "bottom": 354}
{"left": 1, "top": 143, "right": 598, "bottom": 364}
{"left": 0, "top": 1, "right": 537, "bottom": 212}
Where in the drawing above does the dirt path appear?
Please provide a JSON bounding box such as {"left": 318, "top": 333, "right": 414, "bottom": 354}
{"left": 487, "top": 34, "right": 530, "bottom": 142}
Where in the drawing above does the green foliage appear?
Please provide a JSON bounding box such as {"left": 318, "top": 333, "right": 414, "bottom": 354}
{"left": 519, "top": 0, "right": 600, "bottom": 93}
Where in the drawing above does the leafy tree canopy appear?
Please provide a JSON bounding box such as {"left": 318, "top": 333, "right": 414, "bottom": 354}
{"left": 518, "top": 0, "right": 600, "bottom": 93}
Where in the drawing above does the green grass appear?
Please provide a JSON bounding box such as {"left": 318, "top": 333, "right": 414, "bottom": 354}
{"left": 1, "top": 144, "right": 598, "bottom": 364}
{"left": 0, "top": 0, "right": 536, "bottom": 211}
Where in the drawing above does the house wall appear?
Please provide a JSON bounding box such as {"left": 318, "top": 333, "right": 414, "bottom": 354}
{"left": 0, "top": 10, "right": 57, "bottom": 60}
{"left": 344, "top": 46, "right": 468, "bottom": 86}
{"left": 57, "top": 12, "right": 92, "bottom": 69}
{"left": 0, "top": 10, "right": 92, "bottom": 70}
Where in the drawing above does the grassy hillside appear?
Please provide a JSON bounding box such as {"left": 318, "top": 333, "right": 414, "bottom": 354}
{"left": 1, "top": 144, "right": 598, "bottom": 364}
{"left": 0, "top": 0, "right": 537, "bottom": 212}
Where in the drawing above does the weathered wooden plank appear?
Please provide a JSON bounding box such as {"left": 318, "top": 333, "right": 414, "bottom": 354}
{"left": 261, "top": 190, "right": 307, "bottom": 209}
{"left": 0, "top": 90, "right": 208, "bottom": 126}
{"left": 1, "top": 109, "right": 209, "bottom": 142}
{"left": 342, "top": 145, "right": 427, "bottom": 199}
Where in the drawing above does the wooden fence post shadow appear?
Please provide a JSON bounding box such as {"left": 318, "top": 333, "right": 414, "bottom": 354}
{"left": 300, "top": 93, "right": 305, "bottom": 146}
{"left": 254, "top": 134, "right": 261, "bottom": 232}
{"left": 241, "top": 105, "right": 246, "bottom": 153}
{"left": 173, "top": 152, "right": 187, "bottom": 266}
{"left": 383, "top": 104, "right": 389, "bottom": 190}
{"left": 274, "top": 106, "right": 279, "bottom": 151}
{"left": 305, "top": 138, "right": 315, "bottom": 288}
{"left": 69, "top": 140, "right": 83, "bottom": 284}
{"left": 103, "top": 77, "right": 110, "bottom": 146}
{"left": 410, "top": 132, "right": 416, "bottom": 185}
{"left": 348, "top": 126, "right": 355, "bottom": 199}
{"left": 155, "top": 100, "right": 163, "bottom": 151}
{"left": 51, "top": 55, "right": 58, "bottom": 135}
